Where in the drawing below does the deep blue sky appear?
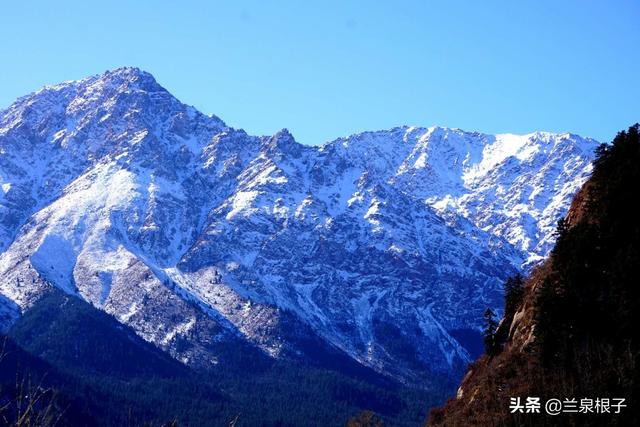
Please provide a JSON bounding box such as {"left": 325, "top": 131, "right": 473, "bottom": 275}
{"left": 1, "top": 1, "right": 638, "bottom": 144}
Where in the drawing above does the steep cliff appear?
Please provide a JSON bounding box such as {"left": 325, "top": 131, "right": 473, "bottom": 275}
{"left": 428, "top": 124, "right": 640, "bottom": 426}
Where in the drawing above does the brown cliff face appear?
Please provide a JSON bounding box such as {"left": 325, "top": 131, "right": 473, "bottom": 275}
{"left": 427, "top": 263, "right": 547, "bottom": 426}
{"left": 428, "top": 125, "right": 640, "bottom": 427}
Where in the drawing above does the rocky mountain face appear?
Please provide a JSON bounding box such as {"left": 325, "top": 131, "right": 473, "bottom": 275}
{"left": 0, "top": 68, "right": 596, "bottom": 386}
{"left": 428, "top": 125, "right": 639, "bottom": 426}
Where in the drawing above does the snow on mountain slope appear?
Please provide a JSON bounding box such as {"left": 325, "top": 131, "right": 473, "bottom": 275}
{"left": 327, "top": 126, "right": 595, "bottom": 265}
{"left": 0, "top": 68, "right": 597, "bottom": 385}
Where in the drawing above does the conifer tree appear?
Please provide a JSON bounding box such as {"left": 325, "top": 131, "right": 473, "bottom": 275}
{"left": 482, "top": 308, "right": 500, "bottom": 357}
{"left": 504, "top": 274, "right": 525, "bottom": 319}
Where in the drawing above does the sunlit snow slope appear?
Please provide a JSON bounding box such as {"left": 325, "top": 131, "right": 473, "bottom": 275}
{"left": 0, "top": 68, "right": 596, "bottom": 385}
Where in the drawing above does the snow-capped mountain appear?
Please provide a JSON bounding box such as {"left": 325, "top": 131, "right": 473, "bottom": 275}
{"left": 0, "top": 68, "right": 596, "bottom": 385}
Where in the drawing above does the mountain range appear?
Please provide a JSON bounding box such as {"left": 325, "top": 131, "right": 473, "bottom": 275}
{"left": 0, "top": 67, "right": 596, "bottom": 390}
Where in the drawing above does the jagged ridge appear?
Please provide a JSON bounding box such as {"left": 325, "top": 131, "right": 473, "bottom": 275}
{"left": 0, "top": 68, "right": 597, "bottom": 387}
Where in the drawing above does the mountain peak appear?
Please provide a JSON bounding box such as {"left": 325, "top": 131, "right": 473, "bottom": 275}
{"left": 96, "top": 66, "right": 166, "bottom": 93}
{"left": 105, "top": 66, "right": 146, "bottom": 75}
{"left": 28, "top": 67, "right": 165, "bottom": 98}
{"left": 273, "top": 128, "right": 294, "bottom": 139}
{"left": 262, "top": 128, "right": 304, "bottom": 157}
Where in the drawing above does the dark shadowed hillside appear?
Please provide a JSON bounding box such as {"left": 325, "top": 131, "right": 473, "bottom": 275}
{"left": 1, "top": 290, "right": 435, "bottom": 426}
{"left": 428, "top": 124, "right": 640, "bottom": 427}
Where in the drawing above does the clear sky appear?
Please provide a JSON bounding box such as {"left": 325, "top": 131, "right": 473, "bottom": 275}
{"left": 1, "top": 1, "right": 638, "bottom": 144}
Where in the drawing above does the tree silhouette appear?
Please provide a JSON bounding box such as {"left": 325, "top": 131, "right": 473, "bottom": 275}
{"left": 482, "top": 308, "right": 500, "bottom": 357}
{"left": 504, "top": 274, "right": 525, "bottom": 320}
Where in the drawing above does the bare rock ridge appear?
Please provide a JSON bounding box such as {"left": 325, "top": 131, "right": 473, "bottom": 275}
{"left": 0, "top": 67, "right": 597, "bottom": 386}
